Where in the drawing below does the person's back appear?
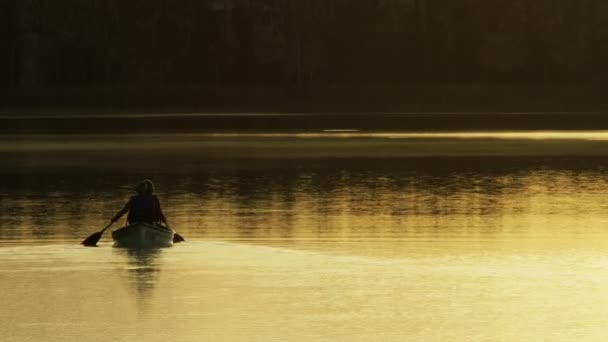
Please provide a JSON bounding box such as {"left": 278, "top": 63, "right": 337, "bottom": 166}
{"left": 112, "top": 180, "right": 167, "bottom": 226}
{"left": 127, "top": 194, "right": 155, "bottom": 224}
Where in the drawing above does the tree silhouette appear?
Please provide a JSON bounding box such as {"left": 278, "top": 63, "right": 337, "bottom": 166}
{"left": 5, "top": 0, "right": 608, "bottom": 89}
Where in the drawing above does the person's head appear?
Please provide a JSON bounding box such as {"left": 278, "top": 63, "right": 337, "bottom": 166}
{"left": 135, "top": 179, "right": 154, "bottom": 195}
{"left": 143, "top": 179, "right": 155, "bottom": 195}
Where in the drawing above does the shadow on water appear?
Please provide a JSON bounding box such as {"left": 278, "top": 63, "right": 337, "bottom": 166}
{"left": 113, "top": 248, "right": 164, "bottom": 301}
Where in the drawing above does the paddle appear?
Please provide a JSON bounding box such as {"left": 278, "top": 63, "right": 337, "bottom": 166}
{"left": 81, "top": 222, "right": 114, "bottom": 247}
{"left": 162, "top": 222, "right": 185, "bottom": 243}
{"left": 173, "top": 232, "right": 185, "bottom": 243}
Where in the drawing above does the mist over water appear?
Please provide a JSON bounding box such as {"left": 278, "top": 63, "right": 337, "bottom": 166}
{"left": 3, "top": 132, "right": 608, "bottom": 341}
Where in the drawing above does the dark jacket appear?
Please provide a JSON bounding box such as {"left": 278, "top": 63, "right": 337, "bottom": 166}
{"left": 113, "top": 195, "right": 167, "bottom": 224}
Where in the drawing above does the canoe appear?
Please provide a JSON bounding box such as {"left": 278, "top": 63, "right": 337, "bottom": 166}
{"left": 112, "top": 222, "right": 175, "bottom": 248}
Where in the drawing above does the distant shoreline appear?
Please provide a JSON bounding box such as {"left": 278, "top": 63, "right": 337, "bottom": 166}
{"left": 2, "top": 84, "right": 607, "bottom": 133}
{"left": 2, "top": 112, "right": 608, "bottom": 134}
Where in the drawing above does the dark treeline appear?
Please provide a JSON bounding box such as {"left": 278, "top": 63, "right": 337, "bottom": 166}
{"left": 2, "top": 1, "right": 608, "bottom": 91}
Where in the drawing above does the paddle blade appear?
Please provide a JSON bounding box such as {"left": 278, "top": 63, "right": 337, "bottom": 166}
{"left": 81, "top": 231, "right": 103, "bottom": 247}
{"left": 173, "top": 232, "right": 185, "bottom": 243}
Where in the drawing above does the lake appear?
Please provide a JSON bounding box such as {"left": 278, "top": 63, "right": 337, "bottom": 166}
{"left": 3, "top": 131, "right": 608, "bottom": 341}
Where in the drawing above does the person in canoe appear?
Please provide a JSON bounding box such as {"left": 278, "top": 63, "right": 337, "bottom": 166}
{"left": 81, "top": 179, "right": 183, "bottom": 246}
{"left": 111, "top": 179, "right": 168, "bottom": 226}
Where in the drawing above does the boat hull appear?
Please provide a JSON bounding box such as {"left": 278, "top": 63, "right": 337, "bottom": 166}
{"left": 112, "top": 222, "right": 174, "bottom": 248}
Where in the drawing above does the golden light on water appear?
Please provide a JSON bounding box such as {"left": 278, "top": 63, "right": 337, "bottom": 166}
{"left": 203, "top": 130, "right": 608, "bottom": 140}
{"left": 4, "top": 133, "right": 608, "bottom": 341}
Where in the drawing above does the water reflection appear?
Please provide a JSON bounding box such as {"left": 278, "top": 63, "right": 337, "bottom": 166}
{"left": 5, "top": 134, "right": 608, "bottom": 341}
{"left": 2, "top": 155, "right": 608, "bottom": 246}
{"left": 114, "top": 248, "right": 163, "bottom": 301}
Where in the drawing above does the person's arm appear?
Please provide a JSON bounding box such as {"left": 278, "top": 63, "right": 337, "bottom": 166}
{"left": 153, "top": 196, "right": 167, "bottom": 225}
{"left": 111, "top": 198, "right": 132, "bottom": 223}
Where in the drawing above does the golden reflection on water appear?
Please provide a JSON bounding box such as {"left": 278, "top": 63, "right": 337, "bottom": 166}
{"left": 3, "top": 240, "right": 608, "bottom": 342}
{"left": 204, "top": 130, "right": 608, "bottom": 140}
{"left": 3, "top": 135, "right": 608, "bottom": 341}
{"left": 117, "top": 248, "right": 163, "bottom": 300}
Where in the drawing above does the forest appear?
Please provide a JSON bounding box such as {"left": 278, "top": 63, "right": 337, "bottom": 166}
{"left": 1, "top": 0, "right": 607, "bottom": 90}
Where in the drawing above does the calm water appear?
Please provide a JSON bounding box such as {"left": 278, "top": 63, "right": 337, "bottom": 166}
{"left": 3, "top": 132, "right": 608, "bottom": 341}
